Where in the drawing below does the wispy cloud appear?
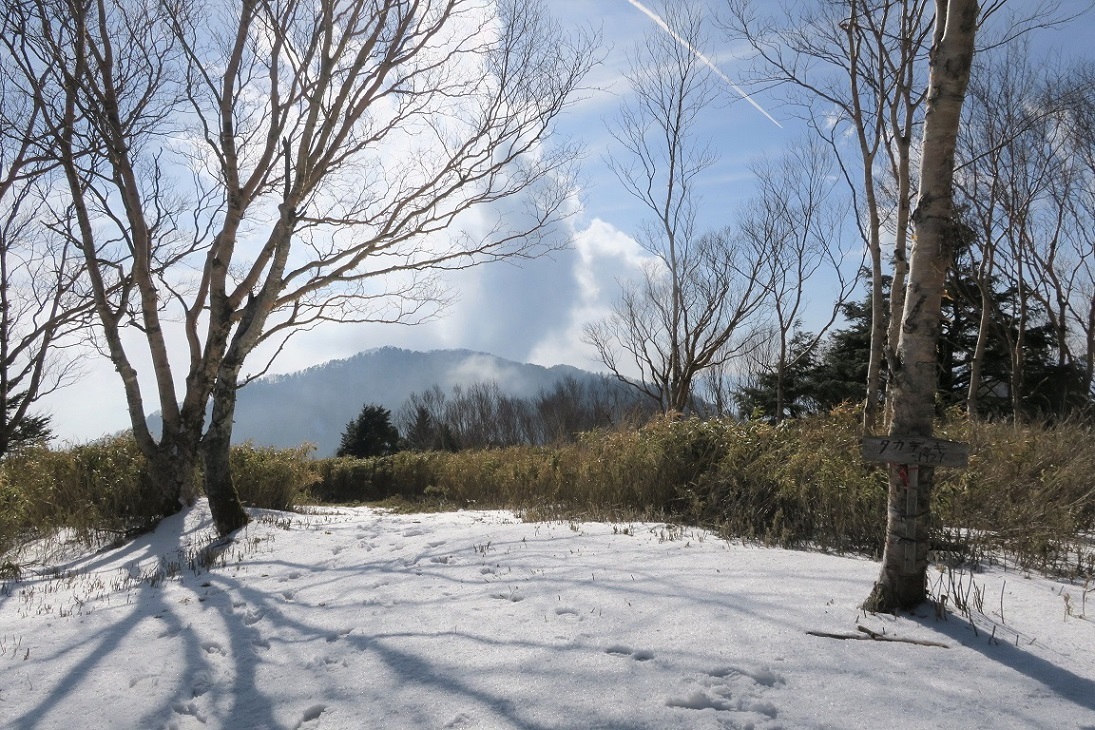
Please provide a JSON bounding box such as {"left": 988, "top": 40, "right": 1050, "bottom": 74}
{"left": 624, "top": 0, "right": 782, "bottom": 129}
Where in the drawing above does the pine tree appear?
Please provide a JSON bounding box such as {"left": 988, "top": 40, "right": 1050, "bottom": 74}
{"left": 336, "top": 405, "right": 400, "bottom": 458}
{"left": 735, "top": 295, "right": 884, "bottom": 419}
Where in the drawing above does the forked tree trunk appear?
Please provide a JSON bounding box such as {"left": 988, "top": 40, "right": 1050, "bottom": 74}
{"left": 864, "top": 0, "right": 978, "bottom": 614}
{"left": 146, "top": 439, "right": 200, "bottom": 516}
{"left": 202, "top": 368, "right": 250, "bottom": 536}
{"left": 200, "top": 298, "right": 260, "bottom": 537}
{"left": 201, "top": 236, "right": 289, "bottom": 536}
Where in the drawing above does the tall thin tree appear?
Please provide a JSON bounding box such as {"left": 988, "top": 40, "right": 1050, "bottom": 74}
{"left": 864, "top": 0, "right": 979, "bottom": 613}
{"left": 722, "top": 0, "right": 934, "bottom": 430}
{"left": 740, "top": 138, "right": 857, "bottom": 422}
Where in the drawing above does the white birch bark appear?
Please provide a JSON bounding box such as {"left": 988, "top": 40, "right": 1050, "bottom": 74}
{"left": 865, "top": 0, "right": 978, "bottom": 613}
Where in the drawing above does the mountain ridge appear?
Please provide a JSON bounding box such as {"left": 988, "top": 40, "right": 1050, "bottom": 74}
{"left": 159, "top": 347, "right": 606, "bottom": 456}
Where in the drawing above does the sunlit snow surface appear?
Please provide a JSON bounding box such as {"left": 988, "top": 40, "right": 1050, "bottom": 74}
{"left": 1, "top": 502, "right": 1092, "bottom": 729}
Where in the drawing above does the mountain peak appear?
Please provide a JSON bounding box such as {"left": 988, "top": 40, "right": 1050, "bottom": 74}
{"left": 230, "top": 348, "right": 601, "bottom": 455}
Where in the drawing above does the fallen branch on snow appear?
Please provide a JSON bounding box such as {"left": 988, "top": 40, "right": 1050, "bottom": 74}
{"left": 805, "top": 625, "right": 950, "bottom": 648}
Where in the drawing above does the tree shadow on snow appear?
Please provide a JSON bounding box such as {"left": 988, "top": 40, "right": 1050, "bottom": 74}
{"left": 204, "top": 560, "right": 655, "bottom": 730}
{"left": 8, "top": 511, "right": 284, "bottom": 730}
{"left": 910, "top": 611, "right": 1095, "bottom": 716}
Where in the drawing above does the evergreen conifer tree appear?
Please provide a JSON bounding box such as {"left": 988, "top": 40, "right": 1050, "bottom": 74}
{"left": 337, "top": 405, "right": 400, "bottom": 458}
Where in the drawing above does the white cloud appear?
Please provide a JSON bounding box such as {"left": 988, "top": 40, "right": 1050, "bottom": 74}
{"left": 526, "top": 217, "right": 652, "bottom": 371}
{"left": 248, "top": 216, "right": 650, "bottom": 376}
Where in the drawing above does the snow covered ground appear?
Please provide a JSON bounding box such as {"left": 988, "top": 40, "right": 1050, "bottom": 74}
{"left": 1, "top": 501, "right": 1092, "bottom": 729}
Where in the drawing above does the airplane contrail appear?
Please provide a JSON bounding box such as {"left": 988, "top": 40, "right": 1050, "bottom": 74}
{"left": 624, "top": 0, "right": 783, "bottom": 129}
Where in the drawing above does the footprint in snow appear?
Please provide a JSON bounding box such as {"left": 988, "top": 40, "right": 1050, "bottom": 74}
{"left": 325, "top": 627, "right": 353, "bottom": 643}
{"left": 442, "top": 712, "right": 474, "bottom": 728}
{"left": 305, "top": 655, "right": 346, "bottom": 671}
{"left": 665, "top": 691, "right": 779, "bottom": 722}
{"left": 171, "top": 701, "right": 207, "bottom": 724}
{"left": 294, "top": 703, "right": 328, "bottom": 729}
{"left": 200, "top": 640, "right": 226, "bottom": 656}
{"left": 706, "top": 665, "right": 786, "bottom": 688}
{"left": 665, "top": 691, "right": 736, "bottom": 712}
{"left": 490, "top": 591, "right": 525, "bottom": 603}
{"left": 190, "top": 670, "right": 214, "bottom": 697}
{"left": 664, "top": 665, "right": 785, "bottom": 726}
{"left": 241, "top": 608, "right": 266, "bottom": 626}
{"left": 604, "top": 645, "right": 654, "bottom": 661}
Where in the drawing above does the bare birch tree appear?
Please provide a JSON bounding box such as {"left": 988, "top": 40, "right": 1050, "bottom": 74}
{"left": 1064, "top": 65, "right": 1095, "bottom": 398}
{"left": 583, "top": 3, "right": 767, "bottom": 414}
{"left": 10, "top": 0, "right": 595, "bottom": 533}
{"left": 1026, "top": 66, "right": 1095, "bottom": 413}
{"left": 864, "top": 0, "right": 978, "bottom": 613}
{"left": 721, "top": 0, "right": 1071, "bottom": 429}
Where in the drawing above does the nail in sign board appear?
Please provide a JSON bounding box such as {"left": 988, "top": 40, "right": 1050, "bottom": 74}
{"left": 860, "top": 436, "right": 969, "bottom": 469}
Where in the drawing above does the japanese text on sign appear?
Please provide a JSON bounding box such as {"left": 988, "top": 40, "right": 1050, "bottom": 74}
{"left": 860, "top": 436, "right": 969, "bottom": 468}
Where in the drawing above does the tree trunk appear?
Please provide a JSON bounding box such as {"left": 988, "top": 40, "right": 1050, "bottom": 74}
{"left": 864, "top": 0, "right": 977, "bottom": 614}
{"left": 144, "top": 429, "right": 201, "bottom": 519}
{"left": 200, "top": 211, "right": 291, "bottom": 536}
{"left": 775, "top": 334, "right": 787, "bottom": 423}
{"left": 884, "top": 125, "right": 916, "bottom": 427}
{"left": 886, "top": 238, "right": 909, "bottom": 426}
{"left": 966, "top": 277, "right": 993, "bottom": 417}
{"left": 864, "top": 187, "right": 886, "bottom": 431}
{"left": 202, "top": 368, "right": 250, "bottom": 536}
{"left": 1086, "top": 295, "right": 1095, "bottom": 397}
{"left": 1011, "top": 284, "right": 1027, "bottom": 419}
{"left": 775, "top": 365, "right": 786, "bottom": 423}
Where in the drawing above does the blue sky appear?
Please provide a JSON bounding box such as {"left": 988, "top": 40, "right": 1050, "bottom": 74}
{"left": 41, "top": 0, "right": 1093, "bottom": 443}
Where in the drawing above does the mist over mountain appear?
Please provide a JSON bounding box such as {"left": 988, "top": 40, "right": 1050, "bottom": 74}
{"left": 161, "top": 348, "right": 606, "bottom": 456}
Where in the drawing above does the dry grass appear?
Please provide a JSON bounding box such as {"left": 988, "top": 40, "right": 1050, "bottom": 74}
{"left": 3, "top": 412, "right": 1092, "bottom": 581}
{"left": 307, "top": 408, "right": 1095, "bottom": 576}
{"left": 0, "top": 437, "right": 317, "bottom": 560}
{"left": 936, "top": 416, "right": 1095, "bottom": 576}
{"left": 0, "top": 436, "right": 157, "bottom": 557}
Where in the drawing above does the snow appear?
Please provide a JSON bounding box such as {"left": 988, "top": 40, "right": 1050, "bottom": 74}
{"left": 1, "top": 501, "right": 1092, "bottom": 729}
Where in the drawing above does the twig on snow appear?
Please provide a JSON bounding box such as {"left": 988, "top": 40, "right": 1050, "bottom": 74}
{"left": 805, "top": 625, "right": 950, "bottom": 648}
